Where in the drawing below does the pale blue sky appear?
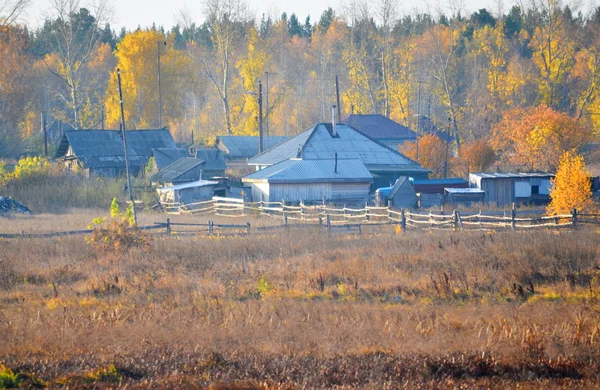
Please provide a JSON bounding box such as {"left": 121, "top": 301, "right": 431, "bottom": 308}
{"left": 20, "top": 0, "right": 572, "bottom": 32}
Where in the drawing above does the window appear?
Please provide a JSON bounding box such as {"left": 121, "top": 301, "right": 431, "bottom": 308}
{"left": 531, "top": 185, "right": 539, "bottom": 195}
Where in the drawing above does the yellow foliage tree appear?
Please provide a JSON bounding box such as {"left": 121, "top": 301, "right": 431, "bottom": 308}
{"left": 236, "top": 28, "right": 268, "bottom": 135}
{"left": 547, "top": 151, "right": 595, "bottom": 215}
{"left": 105, "top": 30, "right": 197, "bottom": 130}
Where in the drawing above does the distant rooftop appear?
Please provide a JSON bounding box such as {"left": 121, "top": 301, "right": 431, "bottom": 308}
{"left": 344, "top": 114, "right": 416, "bottom": 140}
{"left": 217, "top": 136, "right": 290, "bottom": 159}
{"left": 470, "top": 172, "right": 554, "bottom": 179}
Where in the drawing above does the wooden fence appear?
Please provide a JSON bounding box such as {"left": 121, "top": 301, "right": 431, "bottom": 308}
{"left": 160, "top": 197, "right": 595, "bottom": 232}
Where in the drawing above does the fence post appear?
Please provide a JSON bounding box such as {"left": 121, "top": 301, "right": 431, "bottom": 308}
{"left": 401, "top": 208, "right": 406, "bottom": 233}
{"left": 511, "top": 203, "right": 516, "bottom": 231}
{"left": 388, "top": 200, "right": 393, "bottom": 223}
{"left": 166, "top": 218, "right": 171, "bottom": 235}
{"left": 246, "top": 222, "right": 251, "bottom": 235}
{"left": 208, "top": 220, "right": 214, "bottom": 235}
{"left": 284, "top": 214, "right": 288, "bottom": 227}
{"left": 365, "top": 202, "right": 369, "bottom": 222}
{"left": 453, "top": 210, "right": 458, "bottom": 231}
{"left": 326, "top": 214, "right": 331, "bottom": 232}
{"left": 572, "top": 208, "right": 577, "bottom": 229}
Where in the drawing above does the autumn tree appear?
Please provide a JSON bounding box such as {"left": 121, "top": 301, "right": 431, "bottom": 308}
{"left": 547, "top": 151, "right": 595, "bottom": 215}
{"left": 491, "top": 105, "right": 591, "bottom": 171}
{"left": 452, "top": 138, "right": 497, "bottom": 177}
{"left": 105, "top": 29, "right": 197, "bottom": 131}
{"left": 0, "top": 0, "right": 30, "bottom": 27}
{"left": 185, "top": 0, "right": 250, "bottom": 135}
{"left": 400, "top": 134, "right": 452, "bottom": 178}
{"left": 41, "top": 1, "right": 111, "bottom": 128}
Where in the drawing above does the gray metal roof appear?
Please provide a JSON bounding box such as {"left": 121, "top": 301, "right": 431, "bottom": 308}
{"left": 150, "top": 157, "right": 204, "bottom": 183}
{"left": 249, "top": 123, "right": 430, "bottom": 175}
{"left": 54, "top": 129, "right": 176, "bottom": 169}
{"left": 389, "top": 177, "right": 415, "bottom": 199}
{"left": 195, "top": 149, "right": 226, "bottom": 171}
{"left": 242, "top": 158, "right": 373, "bottom": 184}
{"left": 470, "top": 172, "right": 554, "bottom": 179}
{"left": 444, "top": 188, "right": 485, "bottom": 194}
{"left": 344, "top": 114, "right": 416, "bottom": 140}
{"left": 153, "top": 148, "right": 189, "bottom": 170}
{"left": 217, "top": 136, "right": 290, "bottom": 159}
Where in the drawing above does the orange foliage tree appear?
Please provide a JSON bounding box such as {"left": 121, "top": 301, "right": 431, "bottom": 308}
{"left": 547, "top": 151, "right": 595, "bottom": 215}
{"left": 491, "top": 105, "right": 591, "bottom": 171}
{"left": 400, "top": 134, "right": 451, "bottom": 178}
{"left": 458, "top": 139, "right": 497, "bottom": 175}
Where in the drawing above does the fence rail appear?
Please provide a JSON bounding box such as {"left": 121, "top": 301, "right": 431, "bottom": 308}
{"left": 3, "top": 198, "right": 597, "bottom": 239}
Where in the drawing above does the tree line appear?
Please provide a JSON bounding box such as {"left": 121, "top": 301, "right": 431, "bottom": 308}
{"left": 0, "top": 0, "right": 599, "bottom": 176}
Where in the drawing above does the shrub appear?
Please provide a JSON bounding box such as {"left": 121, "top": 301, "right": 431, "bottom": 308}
{"left": 0, "top": 364, "right": 20, "bottom": 388}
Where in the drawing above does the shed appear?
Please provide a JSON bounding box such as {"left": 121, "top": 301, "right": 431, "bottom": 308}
{"left": 444, "top": 188, "right": 485, "bottom": 207}
{"left": 376, "top": 177, "right": 418, "bottom": 209}
{"left": 195, "top": 149, "right": 226, "bottom": 178}
{"left": 217, "top": 136, "right": 290, "bottom": 160}
{"left": 344, "top": 114, "right": 416, "bottom": 149}
{"left": 242, "top": 158, "right": 373, "bottom": 204}
{"left": 150, "top": 157, "right": 205, "bottom": 185}
{"left": 156, "top": 180, "right": 218, "bottom": 205}
{"left": 469, "top": 172, "right": 554, "bottom": 206}
{"left": 249, "top": 122, "right": 430, "bottom": 189}
{"left": 412, "top": 178, "right": 468, "bottom": 194}
{"left": 152, "top": 148, "right": 189, "bottom": 170}
{"left": 54, "top": 129, "right": 176, "bottom": 177}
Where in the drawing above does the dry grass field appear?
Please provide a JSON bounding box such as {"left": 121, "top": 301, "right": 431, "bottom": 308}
{"left": 2, "top": 210, "right": 600, "bottom": 388}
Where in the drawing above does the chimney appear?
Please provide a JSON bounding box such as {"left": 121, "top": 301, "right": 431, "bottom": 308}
{"left": 334, "top": 152, "right": 338, "bottom": 173}
{"left": 332, "top": 105, "right": 337, "bottom": 137}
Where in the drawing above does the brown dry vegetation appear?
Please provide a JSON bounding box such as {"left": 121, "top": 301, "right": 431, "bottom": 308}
{"left": 2, "top": 212, "right": 600, "bottom": 388}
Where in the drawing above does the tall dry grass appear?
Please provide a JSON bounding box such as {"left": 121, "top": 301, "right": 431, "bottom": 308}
{"left": 1, "top": 222, "right": 600, "bottom": 387}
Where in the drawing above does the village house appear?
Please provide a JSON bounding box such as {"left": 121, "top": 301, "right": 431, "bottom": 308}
{"left": 469, "top": 172, "right": 554, "bottom": 206}
{"left": 195, "top": 149, "right": 227, "bottom": 179}
{"left": 152, "top": 148, "right": 190, "bottom": 171}
{"left": 248, "top": 122, "right": 430, "bottom": 190}
{"left": 54, "top": 129, "right": 176, "bottom": 177}
{"left": 242, "top": 158, "right": 373, "bottom": 204}
{"left": 344, "top": 114, "right": 417, "bottom": 149}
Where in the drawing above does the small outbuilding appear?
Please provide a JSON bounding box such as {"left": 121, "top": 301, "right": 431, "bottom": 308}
{"left": 469, "top": 172, "right": 554, "bottom": 206}
{"left": 242, "top": 158, "right": 373, "bottom": 204}
{"left": 444, "top": 188, "right": 485, "bottom": 207}
{"left": 156, "top": 180, "right": 218, "bottom": 205}
{"left": 152, "top": 148, "right": 190, "bottom": 171}
{"left": 216, "top": 136, "right": 290, "bottom": 161}
{"left": 376, "top": 177, "right": 418, "bottom": 209}
{"left": 150, "top": 157, "right": 205, "bottom": 186}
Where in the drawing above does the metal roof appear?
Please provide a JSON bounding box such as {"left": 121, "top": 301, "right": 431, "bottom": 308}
{"left": 344, "top": 114, "right": 416, "bottom": 139}
{"left": 217, "top": 136, "right": 290, "bottom": 159}
{"left": 444, "top": 188, "right": 485, "bottom": 194}
{"left": 153, "top": 148, "right": 189, "bottom": 170}
{"left": 469, "top": 172, "right": 554, "bottom": 179}
{"left": 150, "top": 157, "right": 204, "bottom": 183}
{"left": 195, "top": 149, "right": 226, "bottom": 171}
{"left": 389, "top": 176, "right": 415, "bottom": 199}
{"left": 249, "top": 123, "right": 430, "bottom": 175}
{"left": 156, "top": 179, "right": 218, "bottom": 192}
{"left": 412, "top": 178, "right": 468, "bottom": 185}
{"left": 54, "top": 129, "right": 176, "bottom": 169}
{"left": 242, "top": 158, "right": 373, "bottom": 184}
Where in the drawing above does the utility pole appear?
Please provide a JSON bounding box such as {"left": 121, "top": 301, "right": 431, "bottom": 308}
{"left": 101, "top": 106, "right": 105, "bottom": 130}
{"left": 117, "top": 68, "right": 137, "bottom": 226}
{"left": 258, "top": 80, "right": 263, "bottom": 154}
{"left": 157, "top": 41, "right": 166, "bottom": 128}
{"left": 335, "top": 75, "right": 341, "bottom": 122}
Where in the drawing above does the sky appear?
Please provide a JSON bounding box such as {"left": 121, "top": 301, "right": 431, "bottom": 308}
{"left": 19, "top": 0, "right": 527, "bottom": 32}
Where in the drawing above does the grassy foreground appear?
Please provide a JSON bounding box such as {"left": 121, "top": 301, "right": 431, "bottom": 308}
{"left": 1, "top": 213, "right": 600, "bottom": 388}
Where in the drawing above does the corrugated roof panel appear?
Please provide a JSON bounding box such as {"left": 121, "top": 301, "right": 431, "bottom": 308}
{"left": 243, "top": 158, "right": 373, "bottom": 183}
{"left": 218, "top": 136, "right": 290, "bottom": 159}
{"left": 151, "top": 157, "right": 204, "bottom": 183}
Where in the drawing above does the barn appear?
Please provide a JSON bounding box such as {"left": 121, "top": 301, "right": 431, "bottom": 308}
{"left": 54, "top": 129, "right": 176, "bottom": 177}
{"left": 469, "top": 172, "right": 554, "bottom": 206}
{"left": 242, "top": 158, "right": 373, "bottom": 204}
